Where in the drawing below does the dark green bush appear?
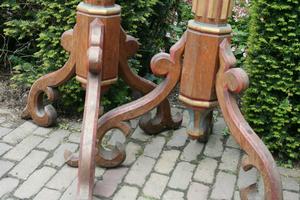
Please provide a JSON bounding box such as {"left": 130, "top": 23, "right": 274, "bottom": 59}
{"left": 242, "top": 0, "right": 300, "bottom": 165}
{"left": 0, "top": 0, "right": 191, "bottom": 112}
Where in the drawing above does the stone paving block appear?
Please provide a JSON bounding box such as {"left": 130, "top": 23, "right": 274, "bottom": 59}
{"left": 9, "top": 150, "right": 48, "bottom": 179}
{"left": 168, "top": 161, "right": 195, "bottom": 190}
{"left": 194, "top": 157, "right": 218, "bottom": 184}
{"left": 234, "top": 191, "right": 241, "bottom": 200}
{"left": 211, "top": 171, "right": 237, "bottom": 200}
{"left": 238, "top": 167, "right": 258, "bottom": 189}
{"left": 166, "top": 128, "right": 188, "bottom": 148}
{"left": 59, "top": 178, "right": 77, "bottom": 200}
{"left": 94, "top": 167, "right": 128, "bottom": 198}
{"left": 279, "top": 167, "right": 300, "bottom": 179}
{"left": 0, "top": 142, "right": 12, "bottom": 156}
{"left": 113, "top": 185, "right": 139, "bottom": 200}
{"left": 3, "top": 121, "right": 38, "bottom": 144}
{"left": 226, "top": 136, "right": 240, "bottom": 149}
{"left": 14, "top": 167, "right": 56, "bottom": 199}
{"left": 107, "top": 130, "right": 126, "bottom": 146}
{"left": 144, "top": 137, "right": 165, "bottom": 158}
{"left": 282, "top": 176, "right": 299, "bottom": 192}
{"left": 180, "top": 140, "right": 204, "bottom": 162}
{"left": 182, "top": 109, "right": 189, "bottom": 127}
{"left": 131, "top": 127, "right": 151, "bottom": 142}
{"left": 0, "top": 160, "right": 14, "bottom": 178}
{"left": 46, "top": 165, "right": 77, "bottom": 191}
{"left": 3, "top": 135, "right": 44, "bottom": 161}
{"left": 33, "top": 127, "right": 53, "bottom": 136}
{"left": 123, "top": 142, "right": 142, "bottom": 166}
{"left": 33, "top": 188, "right": 61, "bottom": 200}
{"left": 0, "top": 177, "right": 19, "bottom": 198}
{"left": 67, "top": 131, "right": 81, "bottom": 144}
{"left": 187, "top": 182, "right": 209, "bottom": 200}
{"left": 125, "top": 156, "right": 156, "bottom": 186}
{"left": 0, "top": 127, "right": 12, "bottom": 138}
{"left": 130, "top": 119, "right": 139, "bottom": 129}
{"left": 203, "top": 134, "right": 224, "bottom": 158}
{"left": 213, "top": 117, "right": 226, "bottom": 134}
{"left": 219, "top": 147, "right": 241, "bottom": 172}
{"left": 143, "top": 173, "right": 169, "bottom": 199}
{"left": 38, "top": 130, "right": 70, "bottom": 151}
{"left": 283, "top": 191, "right": 299, "bottom": 200}
{"left": 162, "top": 190, "right": 184, "bottom": 200}
{"left": 154, "top": 150, "right": 180, "bottom": 175}
{"left": 45, "top": 143, "right": 78, "bottom": 167}
{"left": 95, "top": 167, "right": 105, "bottom": 178}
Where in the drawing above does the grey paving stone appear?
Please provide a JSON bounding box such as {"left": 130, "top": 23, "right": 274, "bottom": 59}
{"left": 95, "top": 167, "right": 105, "bottom": 178}
{"left": 234, "top": 191, "right": 241, "bottom": 200}
{"left": 282, "top": 176, "right": 299, "bottom": 192}
{"left": 107, "top": 130, "right": 126, "bottom": 146}
{"left": 0, "top": 160, "right": 14, "bottom": 178}
{"left": 67, "top": 131, "right": 81, "bottom": 144}
{"left": 14, "top": 167, "right": 56, "bottom": 199}
{"left": 226, "top": 136, "right": 240, "bottom": 149}
{"left": 46, "top": 165, "right": 77, "bottom": 191}
{"left": 3, "top": 135, "right": 44, "bottom": 161}
{"left": 0, "top": 142, "right": 12, "bottom": 156}
{"left": 154, "top": 150, "right": 180, "bottom": 175}
{"left": 3, "top": 121, "right": 38, "bottom": 144}
{"left": 279, "top": 167, "right": 300, "bottom": 179}
{"left": 211, "top": 171, "right": 237, "bottom": 200}
{"left": 166, "top": 128, "right": 188, "bottom": 148}
{"left": 238, "top": 167, "right": 258, "bottom": 189}
{"left": 162, "top": 190, "right": 184, "bottom": 200}
{"left": 45, "top": 143, "right": 78, "bottom": 167}
{"left": 187, "top": 182, "right": 209, "bottom": 200}
{"left": 283, "top": 191, "right": 299, "bottom": 200}
{"left": 59, "top": 178, "right": 77, "bottom": 200}
{"left": 194, "top": 157, "right": 218, "bottom": 184}
{"left": 130, "top": 119, "right": 139, "bottom": 129}
{"left": 168, "top": 162, "right": 196, "bottom": 190}
{"left": 123, "top": 142, "right": 142, "bottom": 166}
{"left": 9, "top": 150, "right": 48, "bottom": 179}
{"left": 180, "top": 140, "right": 204, "bottom": 162}
{"left": 219, "top": 147, "right": 241, "bottom": 172}
{"left": 203, "top": 134, "right": 224, "bottom": 158}
{"left": 32, "top": 127, "right": 53, "bottom": 136}
{"left": 182, "top": 109, "right": 190, "bottom": 127}
{"left": 143, "top": 137, "right": 165, "bottom": 158}
{"left": 125, "top": 156, "right": 156, "bottom": 186}
{"left": 94, "top": 167, "right": 128, "bottom": 198}
{"left": 33, "top": 188, "right": 61, "bottom": 200}
{"left": 113, "top": 185, "right": 139, "bottom": 200}
{"left": 38, "top": 130, "right": 70, "bottom": 151}
{"left": 213, "top": 117, "right": 227, "bottom": 134}
{"left": 0, "top": 127, "right": 12, "bottom": 138}
{"left": 0, "top": 177, "right": 19, "bottom": 198}
{"left": 143, "top": 173, "right": 169, "bottom": 199}
{"left": 131, "top": 127, "right": 151, "bottom": 142}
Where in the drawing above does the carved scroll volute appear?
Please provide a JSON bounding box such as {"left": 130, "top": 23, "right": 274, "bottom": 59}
{"left": 216, "top": 39, "right": 283, "bottom": 200}
{"left": 87, "top": 19, "right": 104, "bottom": 74}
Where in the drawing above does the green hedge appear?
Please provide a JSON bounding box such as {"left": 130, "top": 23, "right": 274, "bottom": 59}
{"left": 242, "top": 0, "right": 300, "bottom": 165}
{"left": 0, "top": 0, "right": 191, "bottom": 112}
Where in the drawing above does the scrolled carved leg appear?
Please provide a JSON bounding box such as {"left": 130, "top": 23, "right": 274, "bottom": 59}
{"left": 119, "top": 28, "right": 182, "bottom": 135}
{"left": 94, "top": 33, "right": 186, "bottom": 168}
{"left": 216, "top": 39, "right": 282, "bottom": 200}
{"left": 22, "top": 29, "right": 75, "bottom": 127}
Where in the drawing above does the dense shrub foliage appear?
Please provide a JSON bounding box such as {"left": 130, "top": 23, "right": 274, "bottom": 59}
{"left": 242, "top": 0, "right": 300, "bottom": 165}
{"left": 0, "top": 0, "right": 191, "bottom": 112}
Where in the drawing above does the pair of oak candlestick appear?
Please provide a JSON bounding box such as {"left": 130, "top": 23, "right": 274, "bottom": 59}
{"left": 22, "top": 0, "right": 283, "bottom": 199}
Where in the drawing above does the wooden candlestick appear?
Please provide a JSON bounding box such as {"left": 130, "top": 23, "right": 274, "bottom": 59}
{"left": 22, "top": 0, "right": 283, "bottom": 199}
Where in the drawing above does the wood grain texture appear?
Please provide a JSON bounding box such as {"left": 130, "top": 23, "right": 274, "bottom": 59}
{"left": 216, "top": 39, "right": 282, "bottom": 200}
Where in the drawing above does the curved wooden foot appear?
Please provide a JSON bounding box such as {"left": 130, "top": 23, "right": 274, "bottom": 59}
{"left": 119, "top": 29, "right": 182, "bottom": 135}
{"left": 22, "top": 30, "right": 75, "bottom": 127}
{"left": 95, "top": 33, "right": 186, "bottom": 167}
{"left": 216, "top": 40, "right": 282, "bottom": 200}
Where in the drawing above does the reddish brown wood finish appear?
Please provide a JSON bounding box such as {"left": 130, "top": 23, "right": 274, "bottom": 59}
{"left": 216, "top": 40, "right": 283, "bottom": 200}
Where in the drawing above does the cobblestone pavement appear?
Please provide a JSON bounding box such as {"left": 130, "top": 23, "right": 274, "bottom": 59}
{"left": 0, "top": 107, "right": 299, "bottom": 200}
